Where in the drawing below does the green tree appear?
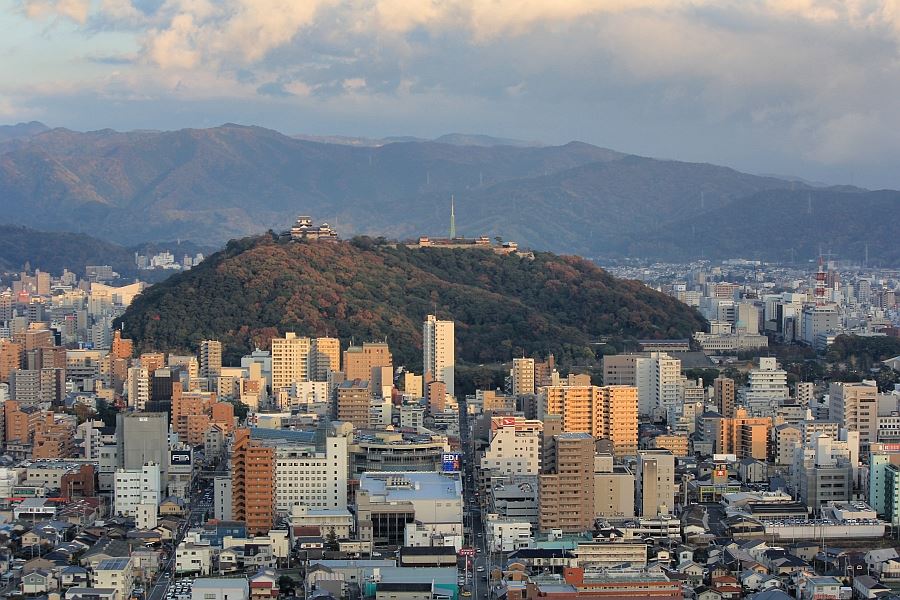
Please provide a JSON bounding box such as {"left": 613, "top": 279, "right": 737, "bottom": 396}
{"left": 325, "top": 527, "right": 339, "bottom": 551}
{"left": 277, "top": 575, "right": 295, "bottom": 595}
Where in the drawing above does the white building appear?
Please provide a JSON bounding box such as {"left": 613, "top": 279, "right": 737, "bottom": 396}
{"left": 423, "top": 315, "right": 455, "bottom": 397}
{"left": 190, "top": 578, "right": 249, "bottom": 600}
{"left": 480, "top": 418, "right": 542, "bottom": 477}
{"left": 125, "top": 366, "right": 149, "bottom": 410}
{"left": 271, "top": 333, "right": 311, "bottom": 393}
{"left": 485, "top": 513, "right": 533, "bottom": 552}
{"left": 274, "top": 434, "right": 349, "bottom": 511}
{"left": 214, "top": 475, "right": 233, "bottom": 521}
{"left": 642, "top": 352, "right": 681, "bottom": 422}
{"left": 289, "top": 504, "right": 354, "bottom": 538}
{"left": 744, "top": 357, "right": 788, "bottom": 413}
{"left": 92, "top": 557, "right": 134, "bottom": 600}
{"left": 113, "top": 462, "right": 162, "bottom": 526}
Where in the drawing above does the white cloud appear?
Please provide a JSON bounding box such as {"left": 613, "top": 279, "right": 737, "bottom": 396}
{"left": 22, "top": 0, "right": 90, "bottom": 23}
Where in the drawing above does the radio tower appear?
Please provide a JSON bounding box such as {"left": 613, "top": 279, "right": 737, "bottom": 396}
{"left": 815, "top": 254, "right": 827, "bottom": 306}
{"left": 449, "top": 195, "right": 456, "bottom": 239}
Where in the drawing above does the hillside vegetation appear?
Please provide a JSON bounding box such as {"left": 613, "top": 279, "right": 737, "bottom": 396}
{"left": 117, "top": 236, "right": 706, "bottom": 367}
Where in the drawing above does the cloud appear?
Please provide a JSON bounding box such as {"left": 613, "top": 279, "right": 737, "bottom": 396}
{"left": 10, "top": 0, "right": 900, "bottom": 186}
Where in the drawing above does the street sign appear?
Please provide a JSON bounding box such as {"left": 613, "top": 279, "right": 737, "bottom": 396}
{"left": 458, "top": 547, "right": 476, "bottom": 557}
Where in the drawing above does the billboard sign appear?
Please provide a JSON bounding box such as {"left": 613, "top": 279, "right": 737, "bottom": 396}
{"left": 442, "top": 452, "right": 461, "bottom": 473}
{"left": 458, "top": 547, "right": 476, "bottom": 557}
{"left": 170, "top": 450, "right": 192, "bottom": 466}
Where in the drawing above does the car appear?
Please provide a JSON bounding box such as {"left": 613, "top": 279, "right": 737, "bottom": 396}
{"left": 461, "top": 592, "right": 472, "bottom": 597}
{"left": 476, "top": 566, "right": 485, "bottom": 572}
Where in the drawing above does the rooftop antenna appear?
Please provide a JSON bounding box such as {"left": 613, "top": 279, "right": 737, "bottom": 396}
{"left": 449, "top": 195, "right": 456, "bottom": 239}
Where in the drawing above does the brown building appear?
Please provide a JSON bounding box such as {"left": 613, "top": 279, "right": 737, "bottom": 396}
{"left": 651, "top": 434, "right": 690, "bottom": 457}
{"left": 32, "top": 414, "right": 76, "bottom": 459}
{"left": 0, "top": 340, "right": 21, "bottom": 382}
{"left": 110, "top": 330, "right": 134, "bottom": 360}
{"left": 61, "top": 464, "right": 97, "bottom": 499}
{"left": 715, "top": 407, "right": 771, "bottom": 460}
{"left": 232, "top": 428, "right": 275, "bottom": 535}
{"left": 427, "top": 380, "right": 448, "bottom": 414}
{"left": 171, "top": 387, "right": 234, "bottom": 446}
{"left": 714, "top": 376, "right": 736, "bottom": 418}
{"left": 343, "top": 342, "right": 392, "bottom": 381}
{"left": 5, "top": 400, "right": 41, "bottom": 447}
{"left": 139, "top": 352, "right": 166, "bottom": 375}
{"left": 539, "top": 432, "right": 595, "bottom": 533}
{"left": 335, "top": 379, "right": 371, "bottom": 428}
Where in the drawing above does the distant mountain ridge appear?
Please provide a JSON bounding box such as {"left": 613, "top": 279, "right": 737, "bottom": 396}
{"left": 0, "top": 122, "right": 894, "bottom": 263}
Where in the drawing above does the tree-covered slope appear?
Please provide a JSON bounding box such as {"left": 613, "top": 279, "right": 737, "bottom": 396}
{"left": 117, "top": 235, "right": 706, "bottom": 367}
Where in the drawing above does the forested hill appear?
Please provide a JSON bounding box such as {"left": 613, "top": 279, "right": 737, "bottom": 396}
{"left": 117, "top": 235, "right": 706, "bottom": 367}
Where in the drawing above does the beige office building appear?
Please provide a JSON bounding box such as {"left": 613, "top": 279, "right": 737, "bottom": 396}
{"left": 310, "top": 337, "right": 341, "bottom": 381}
{"left": 271, "top": 333, "right": 311, "bottom": 392}
{"left": 511, "top": 357, "right": 536, "bottom": 396}
{"left": 199, "top": 340, "right": 222, "bottom": 379}
{"left": 602, "top": 354, "right": 640, "bottom": 386}
{"left": 335, "top": 379, "right": 372, "bottom": 428}
{"left": 539, "top": 432, "right": 595, "bottom": 533}
{"left": 636, "top": 450, "right": 676, "bottom": 517}
{"left": 829, "top": 381, "right": 878, "bottom": 445}
{"left": 593, "top": 453, "right": 635, "bottom": 519}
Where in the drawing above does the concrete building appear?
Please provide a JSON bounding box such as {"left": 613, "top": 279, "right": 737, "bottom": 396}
{"left": 310, "top": 337, "right": 341, "bottom": 381}
{"left": 714, "top": 376, "right": 736, "bottom": 418}
{"left": 214, "top": 475, "right": 233, "bottom": 521}
{"left": 423, "top": 315, "right": 455, "bottom": 397}
{"left": 335, "top": 379, "right": 371, "bottom": 428}
{"left": 232, "top": 428, "right": 275, "bottom": 535}
{"left": 573, "top": 541, "right": 648, "bottom": 569}
{"left": 126, "top": 366, "right": 150, "bottom": 410}
{"left": 830, "top": 381, "right": 879, "bottom": 445}
{"left": 273, "top": 432, "right": 349, "bottom": 511}
{"left": 116, "top": 412, "right": 169, "bottom": 483}
{"left": 511, "top": 357, "right": 536, "bottom": 396}
{"left": 602, "top": 354, "right": 640, "bottom": 387}
{"left": 794, "top": 434, "right": 853, "bottom": 510}
{"left": 190, "top": 578, "right": 249, "bottom": 600}
{"left": 539, "top": 432, "right": 595, "bottom": 533}
{"left": 593, "top": 453, "right": 635, "bottom": 520}
{"left": 647, "top": 352, "right": 681, "bottom": 422}
{"left": 271, "top": 333, "right": 311, "bottom": 393}
{"left": 114, "top": 462, "right": 162, "bottom": 525}
{"left": 801, "top": 304, "right": 840, "bottom": 348}
{"left": 869, "top": 445, "right": 900, "bottom": 525}
{"left": 92, "top": 558, "right": 134, "bottom": 600}
{"left": 199, "top": 340, "right": 222, "bottom": 379}
{"left": 485, "top": 514, "right": 533, "bottom": 552}
{"left": 356, "top": 472, "right": 463, "bottom": 547}
{"left": 343, "top": 342, "right": 392, "bottom": 381}
{"left": 481, "top": 416, "right": 542, "bottom": 477}
{"left": 636, "top": 450, "right": 676, "bottom": 517}
{"left": 350, "top": 429, "right": 448, "bottom": 475}
{"left": 538, "top": 385, "right": 638, "bottom": 458}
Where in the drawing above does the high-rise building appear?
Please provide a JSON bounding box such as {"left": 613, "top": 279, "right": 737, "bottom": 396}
{"left": 335, "top": 379, "right": 371, "bottom": 428}
{"left": 9, "top": 369, "right": 40, "bottom": 404}
{"left": 114, "top": 461, "right": 162, "bottom": 519}
{"left": 116, "top": 412, "right": 169, "bottom": 484}
{"left": 538, "top": 385, "right": 638, "bottom": 458}
{"left": 126, "top": 367, "right": 150, "bottom": 410}
{"left": 310, "top": 337, "right": 340, "bottom": 381}
{"left": 232, "top": 428, "right": 274, "bottom": 535}
{"left": 539, "top": 432, "right": 595, "bottom": 533}
{"left": 423, "top": 315, "right": 455, "bottom": 397}
{"left": 829, "top": 381, "right": 878, "bottom": 445}
{"left": 869, "top": 445, "right": 900, "bottom": 524}
{"left": 199, "top": 340, "right": 223, "bottom": 379}
{"left": 714, "top": 376, "right": 736, "bottom": 418}
{"left": 642, "top": 352, "right": 681, "bottom": 421}
{"left": 636, "top": 450, "right": 676, "bottom": 517}
{"left": 796, "top": 381, "right": 815, "bottom": 406}
{"left": 0, "top": 340, "right": 21, "bottom": 383}
{"left": 343, "top": 342, "right": 392, "bottom": 381}
{"left": 602, "top": 354, "right": 641, "bottom": 387}
{"left": 510, "top": 358, "right": 535, "bottom": 396}
{"left": 271, "top": 333, "right": 311, "bottom": 393}
{"left": 110, "top": 330, "right": 133, "bottom": 360}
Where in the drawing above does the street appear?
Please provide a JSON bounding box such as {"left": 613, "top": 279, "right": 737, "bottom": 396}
{"left": 459, "top": 397, "right": 492, "bottom": 600}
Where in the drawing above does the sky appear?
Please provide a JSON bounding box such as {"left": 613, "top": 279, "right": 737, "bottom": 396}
{"left": 3, "top": 0, "right": 900, "bottom": 188}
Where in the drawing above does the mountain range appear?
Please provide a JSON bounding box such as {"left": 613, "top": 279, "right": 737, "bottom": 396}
{"left": 0, "top": 121, "right": 896, "bottom": 264}
{"left": 117, "top": 235, "right": 706, "bottom": 368}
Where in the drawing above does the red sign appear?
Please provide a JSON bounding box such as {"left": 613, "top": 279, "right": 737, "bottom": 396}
{"left": 458, "top": 547, "right": 476, "bottom": 557}
{"left": 501, "top": 417, "right": 516, "bottom": 426}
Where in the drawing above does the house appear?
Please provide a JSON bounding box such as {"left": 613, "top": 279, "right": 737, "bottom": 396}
{"left": 249, "top": 568, "right": 279, "bottom": 599}
{"left": 738, "top": 458, "right": 767, "bottom": 483}
{"left": 677, "top": 561, "right": 705, "bottom": 586}
{"left": 751, "top": 590, "right": 794, "bottom": 600}
{"left": 711, "top": 575, "right": 742, "bottom": 600}
{"left": 65, "top": 587, "right": 119, "bottom": 600}
{"left": 159, "top": 497, "right": 186, "bottom": 517}
{"left": 81, "top": 537, "right": 131, "bottom": 569}
{"left": 696, "top": 587, "right": 722, "bottom": 600}
{"left": 853, "top": 575, "right": 890, "bottom": 600}
{"left": 60, "top": 566, "right": 90, "bottom": 588}
{"left": 865, "top": 549, "right": 899, "bottom": 576}
{"left": 797, "top": 575, "right": 842, "bottom": 600}
{"left": 22, "top": 569, "right": 56, "bottom": 595}
{"left": 741, "top": 570, "right": 768, "bottom": 591}
{"left": 190, "top": 577, "right": 250, "bottom": 600}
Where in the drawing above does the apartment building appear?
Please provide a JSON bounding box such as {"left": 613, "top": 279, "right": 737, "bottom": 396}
{"left": 539, "top": 432, "right": 595, "bottom": 533}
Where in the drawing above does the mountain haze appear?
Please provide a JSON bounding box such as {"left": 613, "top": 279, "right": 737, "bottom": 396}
{"left": 0, "top": 122, "right": 894, "bottom": 262}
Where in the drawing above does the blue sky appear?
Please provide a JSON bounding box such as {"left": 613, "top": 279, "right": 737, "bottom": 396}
{"left": 4, "top": 0, "right": 900, "bottom": 189}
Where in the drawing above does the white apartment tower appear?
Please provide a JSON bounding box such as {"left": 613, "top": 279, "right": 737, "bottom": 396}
{"left": 274, "top": 434, "right": 349, "bottom": 511}
{"left": 271, "top": 333, "right": 311, "bottom": 393}
{"left": 126, "top": 366, "right": 150, "bottom": 410}
{"left": 424, "top": 315, "right": 455, "bottom": 397}
{"left": 640, "top": 352, "right": 680, "bottom": 421}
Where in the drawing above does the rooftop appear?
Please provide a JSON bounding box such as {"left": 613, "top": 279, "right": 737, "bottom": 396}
{"left": 359, "top": 471, "right": 461, "bottom": 501}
